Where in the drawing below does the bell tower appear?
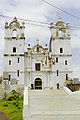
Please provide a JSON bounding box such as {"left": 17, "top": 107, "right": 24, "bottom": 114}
{"left": 49, "top": 17, "right": 73, "bottom": 89}
{"left": 3, "top": 17, "right": 25, "bottom": 85}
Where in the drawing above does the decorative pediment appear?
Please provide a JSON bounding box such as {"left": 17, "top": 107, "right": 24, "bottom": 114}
{"left": 9, "top": 17, "right": 20, "bottom": 28}
{"left": 32, "top": 44, "right": 45, "bottom": 53}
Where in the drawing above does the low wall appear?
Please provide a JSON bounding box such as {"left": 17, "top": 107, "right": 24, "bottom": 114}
{"left": 0, "top": 84, "right": 24, "bottom": 99}
{"left": 64, "top": 87, "right": 80, "bottom": 95}
{"left": 66, "top": 84, "right": 80, "bottom": 92}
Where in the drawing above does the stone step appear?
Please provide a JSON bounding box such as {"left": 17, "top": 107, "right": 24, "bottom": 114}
{"left": 24, "top": 114, "right": 80, "bottom": 120}
{"left": 23, "top": 89, "right": 80, "bottom": 120}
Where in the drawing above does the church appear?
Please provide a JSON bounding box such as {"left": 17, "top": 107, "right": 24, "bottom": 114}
{"left": 3, "top": 16, "right": 73, "bottom": 89}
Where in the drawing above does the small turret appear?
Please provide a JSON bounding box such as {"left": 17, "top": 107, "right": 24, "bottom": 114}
{"left": 50, "top": 22, "right": 54, "bottom": 37}
{"left": 5, "top": 21, "right": 8, "bottom": 29}
{"left": 58, "top": 16, "right": 62, "bottom": 22}
{"left": 22, "top": 21, "right": 25, "bottom": 28}
{"left": 13, "top": 17, "right": 17, "bottom": 22}
{"left": 45, "top": 44, "right": 48, "bottom": 53}
{"left": 27, "top": 44, "right": 31, "bottom": 52}
{"left": 66, "top": 21, "right": 70, "bottom": 38}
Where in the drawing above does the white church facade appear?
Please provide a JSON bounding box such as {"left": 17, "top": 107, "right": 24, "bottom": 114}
{"left": 3, "top": 17, "right": 73, "bottom": 89}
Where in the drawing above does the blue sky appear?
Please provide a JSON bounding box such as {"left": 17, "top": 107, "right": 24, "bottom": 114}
{"left": 0, "top": 0, "right": 80, "bottom": 78}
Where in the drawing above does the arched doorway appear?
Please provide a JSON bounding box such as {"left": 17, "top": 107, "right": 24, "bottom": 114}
{"left": 35, "top": 78, "right": 42, "bottom": 89}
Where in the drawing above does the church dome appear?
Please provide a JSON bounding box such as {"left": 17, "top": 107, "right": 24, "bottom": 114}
{"left": 55, "top": 17, "right": 65, "bottom": 27}
{"left": 9, "top": 17, "right": 20, "bottom": 28}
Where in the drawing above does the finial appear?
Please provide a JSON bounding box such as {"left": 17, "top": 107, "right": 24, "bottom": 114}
{"left": 22, "top": 21, "right": 25, "bottom": 28}
{"left": 5, "top": 21, "right": 8, "bottom": 28}
{"left": 13, "top": 17, "right": 17, "bottom": 21}
{"left": 5, "top": 21, "right": 8, "bottom": 25}
{"left": 45, "top": 44, "right": 48, "bottom": 51}
{"left": 66, "top": 21, "right": 70, "bottom": 26}
{"left": 36, "top": 39, "right": 39, "bottom": 45}
{"left": 50, "top": 22, "right": 54, "bottom": 29}
{"left": 27, "top": 43, "right": 31, "bottom": 50}
{"left": 58, "top": 16, "right": 62, "bottom": 22}
{"left": 22, "top": 21, "right": 25, "bottom": 25}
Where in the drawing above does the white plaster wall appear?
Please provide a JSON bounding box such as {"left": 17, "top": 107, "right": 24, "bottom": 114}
{"left": 4, "top": 39, "right": 25, "bottom": 54}
{"left": 5, "top": 27, "right": 24, "bottom": 38}
{"left": 52, "top": 39, "right": 72, "bottom": 55}
{"left": 4, "top": 56, "right": 24, "bottom": 84}
{"left": 4, "top": 25, "right": 25, "bottom": 85}
{"left": 24, "top": 71, "right": 50, "bottom": 89}
{"left": 51, "top": 72, "right": 72, "bottom": 89}
{"left": 53, "top": 56, "right": 72, "bottom": 71}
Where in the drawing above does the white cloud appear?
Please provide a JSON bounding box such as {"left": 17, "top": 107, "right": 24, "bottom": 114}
{"left": 71, "top": 29, "right": 80, "bottom": 48}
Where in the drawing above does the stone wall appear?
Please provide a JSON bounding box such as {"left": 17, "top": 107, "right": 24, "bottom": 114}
{"left": 0, "top": 84, "right": 24, "bottom": 99}
{"left": 66, "top": 84, "right": 80, "bottom": 92}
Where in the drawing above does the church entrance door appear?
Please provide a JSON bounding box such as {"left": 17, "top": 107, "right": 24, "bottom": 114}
{"left": 35, "top": 78, "right": 42, "bottom": 89}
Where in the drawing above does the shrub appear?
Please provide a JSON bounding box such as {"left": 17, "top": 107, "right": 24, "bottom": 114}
{"left": 11, "top": 90, "right": 17, "bottom": 95}
{"left": 15, "top": 101, "right": 19, "bottom": 107}
{"left": 2, "top": 102, "right": 8, "bottom": 107}
{"left": 20, "top": 96, "right": 23, "bottom": 100}
{"left": 6, "top": 95, "right": 17, "bottom": 101}
{"left": 10, "top": 110, "right": 17, "bottom": 114}
{"left": 4, "top": 93, "right": 7, "bottom": 99}
{"left": 10, "top": 90, "right": 20, "bottom": 100}
{"left": 18, "top": 106, "right": 21, "bottom": 109}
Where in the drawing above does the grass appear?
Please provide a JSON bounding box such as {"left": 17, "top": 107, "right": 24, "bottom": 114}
{"left": 0, "top": 91, "right": 23, "bottom": 120}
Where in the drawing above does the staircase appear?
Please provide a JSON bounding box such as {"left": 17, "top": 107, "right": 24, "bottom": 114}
{"left": 23, "top": 88, "right": 80, "bottom": 120}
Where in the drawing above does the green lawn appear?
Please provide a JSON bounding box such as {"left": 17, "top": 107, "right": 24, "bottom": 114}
{"left": 0, "top": 97, "right": 23, "bottom": 120}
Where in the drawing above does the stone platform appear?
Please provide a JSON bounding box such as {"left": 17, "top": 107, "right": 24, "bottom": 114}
{"left": 23, "top": 88, "right": 80, "bottom": 120}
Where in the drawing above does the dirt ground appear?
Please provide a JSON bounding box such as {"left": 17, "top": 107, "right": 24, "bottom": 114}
{"left": 0, "top": 112, "right": 10, "bottom": 120}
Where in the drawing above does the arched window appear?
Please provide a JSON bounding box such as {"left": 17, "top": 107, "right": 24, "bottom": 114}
{"left": 59, "top": 31, "right": 63, "bottom": 37}
{"left": 60, "top": 48, "right": 63, "bottom": 53}
{"left": 13, "top": 47, "right": 16, "bottom": 53}
{"left": 35, "top": 78, "right": 42, "bottom": 89}
{"left": 13, "top": 29, "right": 17, "bottom": 37}
{"left": 36, "top": 47, "right": 39, "bottom": 52}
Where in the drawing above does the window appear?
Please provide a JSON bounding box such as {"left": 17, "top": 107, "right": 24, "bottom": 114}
{"left": 36, "top": 47, "right": 39, "bottom": 52}
{"left": 9, "top": 60, "right": 11, "bottom": 65}
{"left": 56, "top": 57, "right": 58, "bottom": 63}
{"left": 35, "top": 63, "right": 41, "bottom": 71}
{"left": 57, "top": 83, "right": 59, "bottom": 89}
{"left": 59, "top": 31, "right": 63, "bottom": 37}
{"left": 57, "top": 70, "right": 59, "bottom": 76}
{"left": 66, "top": 74, "right": 68, "bottom": 80}
{"left": 13, "top": 47, "right": 16, "bottom": 53}
{"left": 17, "top": 70, "right": 19, "bottom": 77}
{"left": 60, "top": 48, "right": 63, "bottom": 53}
{"left": 18, "top": 58, "right": 19, "bottom": 63}
{"left": 9, "top": 75, "right": 11, "bottom": 81}
{"left": 65, "top": 60, "right": 67, "bottom": 65}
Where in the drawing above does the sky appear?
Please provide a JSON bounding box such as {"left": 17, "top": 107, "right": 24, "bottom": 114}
{"left": 0, "top": 0, "right": 80, "bottom": 78}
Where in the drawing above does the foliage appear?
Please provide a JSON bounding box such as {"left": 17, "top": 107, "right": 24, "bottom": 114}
{"left": 0, "top": 90, "right": 23, "bottom": 120}
{"left": 4, "top": 93, "right": 7, "bottom": 99}
{"left": 2, "top": 101, "right": 8, "bottom": 107}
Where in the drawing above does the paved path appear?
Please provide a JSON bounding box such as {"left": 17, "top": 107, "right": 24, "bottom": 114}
{"left": 0, "top": 112, "right": 10, "bottom": 120}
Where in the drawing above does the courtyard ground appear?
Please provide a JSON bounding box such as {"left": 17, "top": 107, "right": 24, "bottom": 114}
{"left": 0, "top": 112, "right": 10, "bottom": 120}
